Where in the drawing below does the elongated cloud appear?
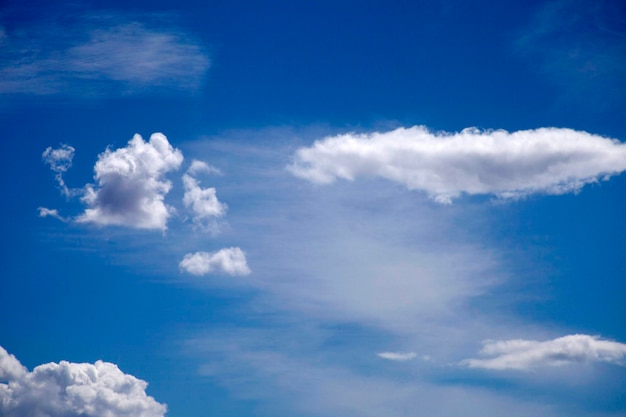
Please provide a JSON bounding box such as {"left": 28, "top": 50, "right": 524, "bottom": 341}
{"left": 0, "top": 14, "right": 210, "bottom": 95}
{"left": 377, "top": 352, "right": 417, "bottom": 361}
{"left": 462, "top": 334, "right": 626, "bottom": 370}
{"left": 42, "top": 144, "right": 75, "bottom": 197}
{"left": 289, "top": 126, "right": 626, "bottom": 203}
{"left": 180, "top": 247, "right": 250, "bottom": 276}
{"left": 77, "top": 133, "right": 183, "bottom": 230}
{"left": 0, "top": 346, "right": 166, "bottom": 417}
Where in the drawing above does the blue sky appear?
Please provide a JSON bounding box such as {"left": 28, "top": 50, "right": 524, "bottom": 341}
{"left": 1, "top": 0, "right": 625, "bottom": 416}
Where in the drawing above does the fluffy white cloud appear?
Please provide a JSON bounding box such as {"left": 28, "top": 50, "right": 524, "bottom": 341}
{"left": 182, "top": 173, "right": 227, "bottom": 230}
{"left": 377, "top": 352, "right": 417, "bottom": 361}
{"left": 180, "top": 247, "right": 250, "bottom": 276}
{"left": 289, "top": 126, "right": 626, "bottom": 203}
{"left": 77, "top": 133, "right": 183, "bottom": 230}
{"left": 0, "top": 15, "right": 209, "bottom": 95}
{"left": 0, "top": 346, "right": 166, "bottom": 417}
{"left": 462, "top": 334, "right": 626, "bottom": 370}
{"left": 42, "top": 144, "right": 75, "bottom": 196}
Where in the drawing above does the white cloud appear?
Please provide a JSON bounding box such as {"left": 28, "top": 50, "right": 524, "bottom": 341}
{"left": 187, "top": 159, "right": 222, "bottom": 176}
{"left": 289, "top": 126, "right": 626, "bottom": 203}
{"left": 377, "top": 351, "right": 417, "bottom": 361}
{"left": 462, "top": 334, "right": 626, "bottom": 371}
{"left": 38, "top": 207, "right": 67, "bottom": 222}
{"left": 42, "top": 144, "right": 75, "bottom": 197}
{"left": 0, "top": 15, "right": 209, "bottom": 95}
{"left": 0, "top": 346, "right": 166, "bottom": 417}
{"left": 77, "top": 133, "right": 183, "bottom": 230}
{"left": 180, "top": 247, "right": 250, "bottom": 276}
{"left": 182, "top": 173, "right": 227, "bottom": 231}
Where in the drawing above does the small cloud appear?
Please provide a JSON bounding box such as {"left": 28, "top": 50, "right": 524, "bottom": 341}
{"left": 42, "top": 144, "right": 75, "bottom": 197}
{"left": 182, "top": 173, "right": 227, "bottom": 232}
{"left": 76, "top": 133, "right": 183, "bottom": 230}
{"left": 377, "top": 351, "right": 417, "bottom": 361}
{"left": 180, "top": 247, "right": 251, "bottom": 276}
{"left": 38, "top": 207, "right": 67, "bottom": 222}
{"left": 461, "top": 334, "right": 626, "bottom": 371}
{"left": 289, "top": 126, "right": 626, "bottom": 203}
{"left": 188, "top": 159, "right": 222, "bottom": 176}
{"left": 0, "top": 345, "right": 166, "bottom": 417}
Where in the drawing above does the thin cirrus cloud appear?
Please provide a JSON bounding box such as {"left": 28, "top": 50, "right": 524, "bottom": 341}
{"left": 0, "top": 346, "right": 166, "bottom": 417}
{"left": 461, "top": 334, "right": 626, "bottom": 371}
{"left": 377, "top": 352, "right": 417, "bottom": 361}
{"left": 0, "top": 13, "right": 210, "bottom": 96}
{"left": 180, "top": 247, "right": 251, "bottom": 276}
{"left": 289, "top": 126, "right": 626, "bottom": 204}
{"left": 77, "top": 133, "right": 184, "bottom": 230}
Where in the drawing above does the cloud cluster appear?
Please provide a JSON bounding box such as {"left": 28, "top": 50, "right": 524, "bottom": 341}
{"left": 41, "top": 133, "right": 251, "bottom": 275}
{"left": 0, "top": 346, "right": 166, "bottom": 417}
{"left": 462, "top": 334, "right": 626, "bottom": 370}
{"left": 78, "top": 133, "right": 183, "bottom": 230}
{"left": 42, "top": 144, "right": 75, "bottom": 197}
{"left": 0, "top": 14, "right": 210, "bottom": 95}
{"left": 180, "top": 248, "right": 251, "bottom": 276}
{"left": 289, "top": 126, "right": 626, "bottom": 203}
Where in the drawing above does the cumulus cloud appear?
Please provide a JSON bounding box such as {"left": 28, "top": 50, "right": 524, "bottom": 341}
{"left": 42, "top": 144, "right": 75, "bottom": 197}
{"left": 182, "top": 173, "right": 227, "bottom": 231}
{"left": 461, "top": 334, "right": 626, "bottom": 371}
{"left": 0, "top": 345, "right": 166, "bottom": 417}
{"left": 0, "top": 14, "right": 210, "bottom": 95}
{"left": 180, "top": 247, "right": 250, "bottom": 276}
{"left": 289, "top": 126, "right": 626, "bottom": 203}
{"left": 377, "top": 352, "right": 417, "bottom": 361}
{"left": 77, "top": 133, "right": 183, "bottom": 230}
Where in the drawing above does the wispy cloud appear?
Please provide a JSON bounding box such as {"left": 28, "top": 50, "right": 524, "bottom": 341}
{"left": 0, "top": 13, "right": 210, "bottom": 96}
{"left": 37, "top": 207, "right": 67, "bottom": 222}
{"left": 377, "top": 351, "right": 417, "bottom": 361}
{"left": 186, "top": 329, "right": 560, "bottom": 417}
{"left": 42, "top": 144, "right": 75, "bottom": 197}
{"left": 0, "top": 345, "right": 166, "bottom": 417}
{"left": 180, "top": 247, "right": 250, "bottom": 276}
{"left": 462, "top": 334, "right": 626, "bottom": 370}
{"left": 289, "top": 126, "right": 626, "bottom": 203}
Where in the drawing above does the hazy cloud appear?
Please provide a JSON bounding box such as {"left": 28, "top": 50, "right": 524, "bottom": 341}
{"left": 0, "top": 346, "right": 166, "bottom": 417}
{"left": 289, "top": 126, "right": 626, "bottom": 203}
{"left": 77, "top": 133, "right": 183, "bottom": 230}
{"left": 42, "top": 144, "right": 75, "bottom": 197}
{"left": 462, "top": 334, "right": 626, "bottom": 370}
{"left": 377, "top": 352, "right": 417, "bottom": 361}
{"left": 0, "top": 14, "right": 210, "bottom": 95}
{"left": 180, "top": 247, "right": 250, "bottom": 276}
